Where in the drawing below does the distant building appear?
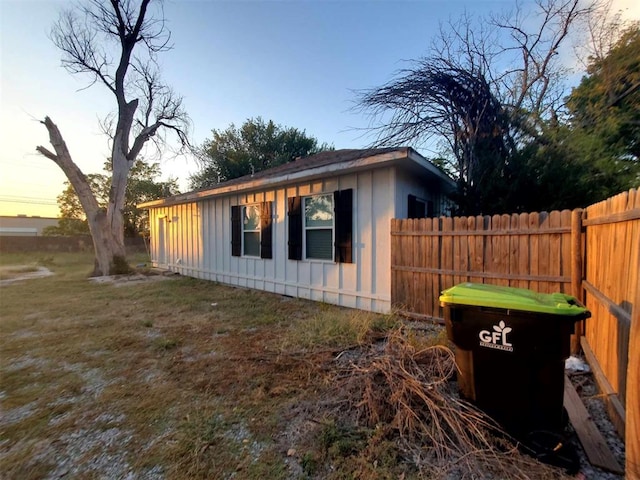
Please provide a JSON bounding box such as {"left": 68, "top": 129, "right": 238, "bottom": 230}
{"left": 0, "top": 215, "right": 59, "bottom": 236}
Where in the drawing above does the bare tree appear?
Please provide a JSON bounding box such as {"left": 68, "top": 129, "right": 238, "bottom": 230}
{"left": 36, "top": 0, "right": 188, "bottom": 276}
{"left": 357, "top": 0, "right": 598, "bottom": 215}
{"left": 359, "top": 58, "right": 513, "bottom": 214}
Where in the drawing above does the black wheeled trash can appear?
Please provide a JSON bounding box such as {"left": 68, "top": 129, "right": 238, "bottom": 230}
{"left": 439, "top": 282, "right": 590, "bottom": 441}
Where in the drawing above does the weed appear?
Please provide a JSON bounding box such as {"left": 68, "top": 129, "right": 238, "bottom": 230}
{"left": 111, "top": 254, "right": 132, "bottom": 275}
{"left": 301, "top": 451, "right": 318, "bottom": 476}
{"left": 36, "top": 255, "right": 56, "bottom": 267}
{"left": 152, "top": 337, "right": 178, "bottom": 351}
{"left": 319, "top": 420, "right": 367, "bottom": 458}
{"left": 281, "top": 309, "right": 398, "bottom": 352}
{"left": 141, "top": 319, "right": 154, "bottom": 328}
{"left": 244, "top": 449, "right": 288, "bottom": 479}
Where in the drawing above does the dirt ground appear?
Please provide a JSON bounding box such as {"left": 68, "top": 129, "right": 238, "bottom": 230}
{"left": 0, "top": 258, "right": 627, "bottom": 479}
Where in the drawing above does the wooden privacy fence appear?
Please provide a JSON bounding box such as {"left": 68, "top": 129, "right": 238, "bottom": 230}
{"left": 390, "top": 188, "right": 639, "bottom": 477}
{"left": 391, "top": 209, "right": 578, "bottom": 322}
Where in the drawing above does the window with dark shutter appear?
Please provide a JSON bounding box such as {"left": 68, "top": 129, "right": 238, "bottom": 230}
{"left": 260, "top": 201, "right": 272, "bottom": 259}
{"left": 408, "top": 194, "right": 418, "bottom": 219}
{"left": 231, "top": 205, "right": 241, "bottom": 257}
{"left": 408, "top": 194, "right": 426, "bottom": 218}
{"left": 287, "top": 197, "right": 302, "bottom": 260}
{"left": 334, "top": 188, "right": 353, "bottom": 263}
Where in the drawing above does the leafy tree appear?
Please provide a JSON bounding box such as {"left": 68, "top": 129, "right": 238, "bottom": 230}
{"left": 566, "top": 23, "right": 640, "bottom": 186}
{"left": 42, "top": 217, "right": 92, "bottom": 237}
{"left": 504, "top": 124, "right": 631, "bottom": 212}
{"left": 36, "top": 0, "right": 189, "bottom": 275}
{"left": 44, "top": 161, "right": 178, "bottom": 237}
{"left": 191, "top": 117, "right": 332, "bottom": 189}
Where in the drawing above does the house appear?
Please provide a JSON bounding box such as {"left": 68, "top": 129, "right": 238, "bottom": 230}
{"left": 0, "top": 215, "right": 59, "bottom": 236}
{"left": 139, "top": 147, "right": 455, "bottom": 313}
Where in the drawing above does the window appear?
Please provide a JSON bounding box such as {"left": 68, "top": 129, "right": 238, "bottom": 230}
{"left": 408, "top": 194, "right": 435, "bottom": 218}
{"left": 242, "top": 205, "right": 261, "bottom": 257}
{"left": 288, "top": 189, "right": 352, "bottom": 263}
{"left": 231, "top": 202, "right": 272, "bottom": 259}
{"left": 304, "top": 194, "right": 333, "bottom": 260}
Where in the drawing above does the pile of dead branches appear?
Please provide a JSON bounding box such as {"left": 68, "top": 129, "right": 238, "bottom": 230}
{"left": 335, "top": 327, "right": 568, "bottom": 479}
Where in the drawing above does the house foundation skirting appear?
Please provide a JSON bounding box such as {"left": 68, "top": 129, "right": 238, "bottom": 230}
{"left": 158, "top": 262, "right": 391, "bottom": 313}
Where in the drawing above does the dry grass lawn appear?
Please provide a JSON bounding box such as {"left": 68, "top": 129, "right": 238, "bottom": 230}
{"left": 0, "top": 252, "right": 568, "bottom": 479}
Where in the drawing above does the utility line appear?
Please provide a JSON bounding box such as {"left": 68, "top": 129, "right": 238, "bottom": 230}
{"left": 0, "top": 195, "right": 58, "bottom": 205}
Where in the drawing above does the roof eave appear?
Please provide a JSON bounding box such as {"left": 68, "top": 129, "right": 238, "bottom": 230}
{"left": 406, "top": 148, "right": 456, "bottom": 189}
{"left": 139, "top": 147, "right": 454, "bottom": 209}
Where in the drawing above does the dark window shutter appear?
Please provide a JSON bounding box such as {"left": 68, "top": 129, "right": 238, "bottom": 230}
{"left": 408, "top": 194, "right": 417, "bottom": 219}
{"left": 334, "top": 188, "right": 353, "bottom": 263}
{"left": 427, "top": 200, "right": 434, "bottom": 217}
{"left": 231, "top": 205, "right": 241, "bottom": 257}
{"left": 260, "top": 201, "right": 272, "bottom": 259}
{"left": 287, "top": 197, "right": 302, "bottom": 260}
{"left": 408, "top": 194, "right": 427, "bottom": 218}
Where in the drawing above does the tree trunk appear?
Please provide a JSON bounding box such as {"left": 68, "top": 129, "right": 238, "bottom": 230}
{"left": 37, "top": 116, "right": 130, "bottom": 276}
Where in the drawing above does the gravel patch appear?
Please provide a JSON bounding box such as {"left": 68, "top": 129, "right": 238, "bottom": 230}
{"left": 41, "top": 427, "right": 136, "bottom": 480}
{"left": 4, "top": 355, "right": 52, "bottom": 373}
{"left": 0, "top": 401, "right": 39, "bottom": 427}
{"left": 0, "top": 266, "right": 53, "bottom": 285}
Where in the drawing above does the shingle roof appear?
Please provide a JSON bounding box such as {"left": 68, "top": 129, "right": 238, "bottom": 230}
{"left": 139, "top": 146, "right": 450, "bottom": 208}
{"left": 194, "top": 147, "right": 407, "bottom": 191}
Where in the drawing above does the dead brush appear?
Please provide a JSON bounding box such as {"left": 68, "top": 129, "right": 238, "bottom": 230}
{"left": 338, "top": 326, "right": 568, "bottom": 479}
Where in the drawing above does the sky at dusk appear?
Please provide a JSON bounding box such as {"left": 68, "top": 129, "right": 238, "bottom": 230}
{"left": 1, "top": 0, "right": 638, "bottom": 218}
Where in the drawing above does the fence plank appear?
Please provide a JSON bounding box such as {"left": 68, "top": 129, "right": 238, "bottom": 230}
{"left": 414, "top": 218, "right": 425, "bottom": 316}
{"left": 571, "top": 209, "right": 584, "bottom": 354}
{"left": 518, "top": 213, "right": 530, "bottom": 290}
{"left": 538, "top": 212, "right": 551, "bottom": 293}
{"left": 431, "top": 218, "right": 442, "bottom": 318}
{"left": 529, "top": 213, "right": 540, "bottom": 292}
{"left": 564, "top": 375, "right": 624, "bottom": 473}
{"left": 441, "top": 217, "right": 454, "bottom": 292}
{"left": 549, "top": 211, "right": 562, "bottom": 293}
{"left": 628, "top": 209, "right": 640, "bottom": 479}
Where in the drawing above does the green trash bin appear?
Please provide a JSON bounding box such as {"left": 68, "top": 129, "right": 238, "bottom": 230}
{"left": 439, "top": 283, "right": 590, "bottom": 440}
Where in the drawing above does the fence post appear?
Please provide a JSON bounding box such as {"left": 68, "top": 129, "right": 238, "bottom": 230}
{"left": 570, "top": 208, "right": 584, "bottom": 354}
{"left": 627, "top": 266, "right": 640, "bottom": 478}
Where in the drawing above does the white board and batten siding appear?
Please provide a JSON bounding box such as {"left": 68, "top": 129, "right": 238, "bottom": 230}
{"left": 149, "top": 168, "right": 396, "bottom": 313}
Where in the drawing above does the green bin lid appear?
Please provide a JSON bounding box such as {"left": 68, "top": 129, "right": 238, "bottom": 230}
{"left": 439, "top": 282, "right": 589, "bottom": 316}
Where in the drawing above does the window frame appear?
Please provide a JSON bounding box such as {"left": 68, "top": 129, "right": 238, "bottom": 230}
{"left": 231, "top": 202, "right": 272, "bottom": 259}
{"left": 302, "top": 193, "right": 335, "bottom": 261}
{"left": 242, "top": 204, "right": 261, "bottom": 257}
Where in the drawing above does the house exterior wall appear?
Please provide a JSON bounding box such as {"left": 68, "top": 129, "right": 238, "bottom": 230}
{"left": 148, "top": 168, "right": 397, "bottom": 312}
{"left": 394, "top": 168, "right": 450, "bottom": 218}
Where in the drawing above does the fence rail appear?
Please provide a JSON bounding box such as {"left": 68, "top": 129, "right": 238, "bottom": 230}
{"left": 390, "top": 188, "right": 639, "bottom": 477}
